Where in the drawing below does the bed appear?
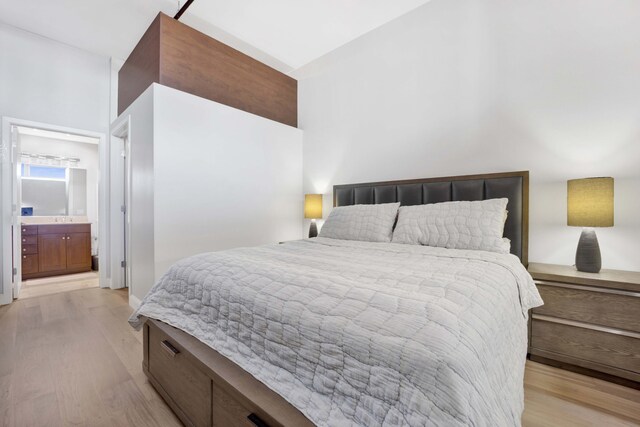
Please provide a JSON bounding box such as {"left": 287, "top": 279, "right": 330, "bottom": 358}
{"left": 130, "top": 171, "right": 543, "bottom": 427}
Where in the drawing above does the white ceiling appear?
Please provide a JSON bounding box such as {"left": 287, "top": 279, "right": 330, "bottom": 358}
{"left": 0, "top": 0, "right": 431, "bottom": 73}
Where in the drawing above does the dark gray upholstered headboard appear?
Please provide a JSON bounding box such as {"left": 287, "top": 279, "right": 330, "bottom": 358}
{"left": 333, "top": 171, "right": 529, "bottom": 265}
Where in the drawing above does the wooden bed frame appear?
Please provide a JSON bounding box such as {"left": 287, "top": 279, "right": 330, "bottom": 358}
{"left": 142, "top": 171, "right": 530, "bottom": 427}
{"left": 143, "top": 319, "right": 314, "bottom": 427}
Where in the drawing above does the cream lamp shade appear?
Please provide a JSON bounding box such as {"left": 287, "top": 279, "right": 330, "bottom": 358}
{"left": 567, "top": 177, "right": 614, "bottom": 227}
{"left": 304, "top": 194, "right": 323, "bottom": 219}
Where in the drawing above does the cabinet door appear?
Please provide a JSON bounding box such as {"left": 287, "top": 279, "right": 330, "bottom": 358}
{"left": 66, "top": 233, "right": 91, "bottom": 270}
{"left": 38, "top": 234, "right": 67, "bottom": 272}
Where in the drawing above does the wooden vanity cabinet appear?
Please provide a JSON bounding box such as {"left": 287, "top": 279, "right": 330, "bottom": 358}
{"left": 22, "top": 224, "right": 92, "bottom": 279}
{"left": 65, "top": 232, "right": 92, "bottom": 270}
{"left": 38, "top": 233, "right": 67, "bottom": 273}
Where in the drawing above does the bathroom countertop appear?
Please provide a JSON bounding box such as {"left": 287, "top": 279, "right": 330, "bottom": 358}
{"left": 20, "top": 216, "right": 91, "bottom": 225}
{"left": 21, "top": 222, "right": 92, "bottom": 225}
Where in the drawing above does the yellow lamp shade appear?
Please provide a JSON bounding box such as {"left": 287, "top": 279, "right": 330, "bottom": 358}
{"left": 304, "top": 194, "right": 323, "bottom": 219}
{"left": 567, "top": 177, "right": 614, "bottom": 227}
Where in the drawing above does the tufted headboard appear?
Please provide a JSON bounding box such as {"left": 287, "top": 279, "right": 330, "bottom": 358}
{"left": 333, "top": 171, "right": 529, "bottom": 265}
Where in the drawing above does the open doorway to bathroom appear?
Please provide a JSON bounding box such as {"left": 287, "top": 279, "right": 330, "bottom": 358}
{"left": 2, "top": 121, "right": 104, "bottom": 301}
{"left": 17, "top": 126, "right": 100, "bottom": 298}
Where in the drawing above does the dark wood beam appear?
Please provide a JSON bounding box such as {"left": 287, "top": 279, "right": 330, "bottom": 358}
{"left": 174, "top": 0, "right": 195, "bottom": 20}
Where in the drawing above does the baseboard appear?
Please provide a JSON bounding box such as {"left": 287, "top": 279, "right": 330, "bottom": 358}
{"left": 129, "top": 293, "right": 141, "bottom": 310}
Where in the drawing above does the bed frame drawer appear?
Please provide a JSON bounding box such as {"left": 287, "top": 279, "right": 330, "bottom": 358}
{"left": 530, "top": 318, "right": 640, "bottom": 381}
{"left": 212, "top": 382, "right": 271, "bottom": 427}
{"left": 143, "top": 319, "right": 314, "bottom": 427}
{"left": 147, "top": 323, "right": 212, "bottom": 427}
{"left": 534, "top": 282, "right": 640, "bottom": 333}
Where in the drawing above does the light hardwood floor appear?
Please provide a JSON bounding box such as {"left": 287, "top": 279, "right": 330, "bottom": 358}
{"left": 19, "top": 272, "right": 99, "bottom": 300}
{"left": 0, "top": 287, "right": 638, "bottom": 427}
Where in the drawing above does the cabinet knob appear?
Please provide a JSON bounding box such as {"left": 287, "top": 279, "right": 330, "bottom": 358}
{"left": 22, "top": 228, "right": 26, "bottom": 232}
{"left": 23, "top": 248, "right": 26, "bottom": 252}
{"left": 22, "top": 239, "right": 26, "bottom": 242}
{"left": 62, "top": 236, "right": 65, "bottom": 240}
{"left": 23, "top": 255, "right": 26, "bottom": 259}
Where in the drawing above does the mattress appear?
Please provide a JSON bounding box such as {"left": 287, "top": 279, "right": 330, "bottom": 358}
{"left": 130, "top": 237, "right": 543, "bottom": 426}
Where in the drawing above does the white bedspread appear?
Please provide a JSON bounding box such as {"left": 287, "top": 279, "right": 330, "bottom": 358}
{"left": 130, "top": 237, "right": 543, "bottom": 427}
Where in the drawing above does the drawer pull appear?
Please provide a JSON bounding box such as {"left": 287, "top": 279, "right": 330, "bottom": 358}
{"left": 160, "top": 340, "right": 180, "bottom": 357}
{"left": 247, "top": 413, "right": 269, "bottom": 427}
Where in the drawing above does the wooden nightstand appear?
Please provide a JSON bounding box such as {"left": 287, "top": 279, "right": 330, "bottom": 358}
{"left": 528, "top": 263, "right": 640, "bottom": 388}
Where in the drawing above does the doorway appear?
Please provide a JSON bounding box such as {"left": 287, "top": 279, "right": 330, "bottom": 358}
{"left": 0, "top": 118, "right": 108, "bottom": 304}
{"left": 110, "top": 117, "right": 131, "bottom": 295}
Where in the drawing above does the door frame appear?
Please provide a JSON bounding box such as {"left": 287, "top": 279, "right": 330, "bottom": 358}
{"left": 109, "top": 115, "right": 132, "bottom": 297}
{"left": 0, "top": 117, "right": 108, "bottom": 304}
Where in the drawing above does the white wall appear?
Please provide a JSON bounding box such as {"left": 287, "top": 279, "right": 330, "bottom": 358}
{"left": 117, "top": 84, "right": 303, "bottom": 302}
{"left": 0, "top": 23, "right": 110, "bottom": 133}
{"left": 19, "top": 134, "right": 100, "bottom": 251}
{"left": 295, "top": 0, "right": 640, "bottom": 271}
{"left": 0, "top": 23, "right": 111, "bottom": 301}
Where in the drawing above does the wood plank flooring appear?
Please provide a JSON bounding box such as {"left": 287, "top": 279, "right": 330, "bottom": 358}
{"left": 0, "top": 288, "right": 180, "bottom": 427}
{"left": 524, "top": 362, "right": 640, "bottom": 426}
{"left": 0, "top": 286, "right": 638, "bottom": 426}
{"left": 19, "top": 272, "right": 99, "bottom": 300}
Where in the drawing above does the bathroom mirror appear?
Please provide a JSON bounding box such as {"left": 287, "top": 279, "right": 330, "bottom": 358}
{"left": 21, "top": 166, "right": 87, "bottom": 216}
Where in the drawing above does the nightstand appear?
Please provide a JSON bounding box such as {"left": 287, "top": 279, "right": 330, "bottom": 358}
{"left": 528, "top": 263, "right": 640, "bottom": 388}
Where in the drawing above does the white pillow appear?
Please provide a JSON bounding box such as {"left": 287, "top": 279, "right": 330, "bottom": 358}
{"left": 391, "top": 198, "right": 510, "bottom": 253}
{"left": 319, "top": 202, "right": 400, "bottom": 243}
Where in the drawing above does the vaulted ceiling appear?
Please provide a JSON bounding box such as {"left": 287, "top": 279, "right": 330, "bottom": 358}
{"left": 0, "top": 0, "right": 431, "bottom": 73}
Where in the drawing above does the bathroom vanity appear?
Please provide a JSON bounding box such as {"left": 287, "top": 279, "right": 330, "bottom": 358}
{"left": 21, "top": 223, "right": 92, "bottom": 279}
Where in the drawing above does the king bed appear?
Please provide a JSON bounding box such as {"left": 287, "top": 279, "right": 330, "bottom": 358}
{"left": 129, "top": 171, "right": 543, "bottom": 427}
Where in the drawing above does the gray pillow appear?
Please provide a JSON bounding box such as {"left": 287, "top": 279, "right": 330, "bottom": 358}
{"left": 392, "top": 198, "right": 510, "bottom": 253}
{"left": 319, "top": 203, "right": 400, "bottom": 243}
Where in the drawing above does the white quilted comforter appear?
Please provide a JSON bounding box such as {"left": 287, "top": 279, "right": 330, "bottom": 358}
{"left": 130, "top": 238, "right": 543, "bottom": 427}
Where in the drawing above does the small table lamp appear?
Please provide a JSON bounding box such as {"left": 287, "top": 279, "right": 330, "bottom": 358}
{"left": 567, "top": 177, "right": 614, "bottom": 273}
{"left": 304, "top": 194, "right": 323, "bottom": 238}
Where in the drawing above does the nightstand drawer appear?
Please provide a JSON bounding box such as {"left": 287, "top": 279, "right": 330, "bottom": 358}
{"left": 531, "top": 318, "right": 640, "bottom": 380}
{"left": 534, "top": 281, "right": 640, "bottom": 333}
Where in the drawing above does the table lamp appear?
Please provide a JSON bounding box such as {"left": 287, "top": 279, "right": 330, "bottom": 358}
{"left": 304, "top": 194, "right": 323, "bottom": 238}
{"left": 567, "top": 177, "right": 614, "bottom": 273}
